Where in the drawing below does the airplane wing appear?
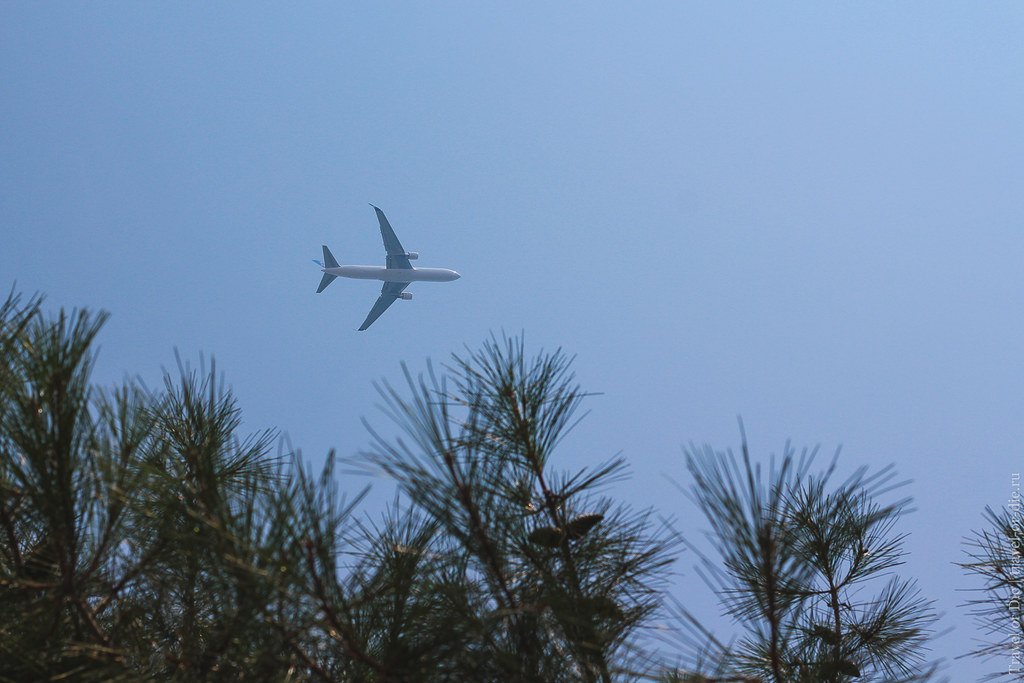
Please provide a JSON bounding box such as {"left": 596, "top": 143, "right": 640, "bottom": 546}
{"left": 371, "top": 205, "right": 413, "bottom": 270}
{"left": 358, "top": 280, "right": 410, "bottom": 331}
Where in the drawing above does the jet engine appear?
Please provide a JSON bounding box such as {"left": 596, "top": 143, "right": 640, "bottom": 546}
{"left": 398, "top": 292, "right": 413, "bottom": 300}
{"left": 404, "top": 252, "right": 419, "bottom": 260}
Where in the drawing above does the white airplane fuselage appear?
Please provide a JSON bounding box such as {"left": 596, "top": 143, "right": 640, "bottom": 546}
{"left": 323, "top": 265, "right": 461, "bottom": 283}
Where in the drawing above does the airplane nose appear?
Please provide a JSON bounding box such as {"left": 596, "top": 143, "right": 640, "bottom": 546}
{"left": 453, "top": 271, "right": 461, "bottom": 280}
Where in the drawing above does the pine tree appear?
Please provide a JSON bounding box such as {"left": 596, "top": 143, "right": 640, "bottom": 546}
{"left": 1, "top": 293, "right": 676, "bottom": 681}
{"left": 0, "top": 290, "right": 131, "bottom": 681}
{"left": 661, "top": 430, "right": 940, "bottom": 682}
{"left": 0, "top": 290, "right": 368, "bottom": 681}
{"left": 359, "top": 335, "right": 677, "bottom": 681}
{"left": 3, "top": 288, "right": 951, "bottom": 681}
{"left": 959, "top": 504, "right": 1024, "bottom": 681}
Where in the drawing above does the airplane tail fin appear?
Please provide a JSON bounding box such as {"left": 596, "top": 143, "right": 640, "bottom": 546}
{"left": 316, "top": 245, "right": 340, "bottom": 293}
{"left": 322, "top": 245, "right": 339, "bottom": 269}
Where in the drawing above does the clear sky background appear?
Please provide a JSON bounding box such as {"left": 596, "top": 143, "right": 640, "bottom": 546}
{"left": 2, "top": 3, "right": 1022, "bottom": 679}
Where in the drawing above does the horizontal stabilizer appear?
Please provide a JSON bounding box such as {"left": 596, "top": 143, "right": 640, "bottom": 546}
{"left": 322, "top": 245, "right": 339, "bottom": 269}
{"left": 316, "top": 272, "right": 337, "bottom": 293}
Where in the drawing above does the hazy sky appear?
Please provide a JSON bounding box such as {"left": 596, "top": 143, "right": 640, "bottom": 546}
{"left": 3, "top": 3, "right": 1023, "bottom": 679}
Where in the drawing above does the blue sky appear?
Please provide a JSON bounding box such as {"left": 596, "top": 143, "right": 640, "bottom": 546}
{"left": 3, "top": 3, "right": 1023, "bottom": 678}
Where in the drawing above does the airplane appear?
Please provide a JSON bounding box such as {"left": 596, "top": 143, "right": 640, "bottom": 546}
{"left": 314, "top": 205, "right": 460, "bottom": 330}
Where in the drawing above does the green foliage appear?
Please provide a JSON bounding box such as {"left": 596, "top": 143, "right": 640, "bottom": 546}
{"left": 959, "top": 504, "right": 1024, "bottom": 681}
{"left": 664, "top": 432, "right": 940, "bottom": 682}
{"left": 0, "top": 289, "right": 339, "bottom": 681}
{"left": 1, "top": 290, "right": 961, "bottom": 682}
{"left": 0, "top": 295, "right": 675, "bottom": 681}
{"left": 361, "top": 335, "right": 677, "bottom": 681}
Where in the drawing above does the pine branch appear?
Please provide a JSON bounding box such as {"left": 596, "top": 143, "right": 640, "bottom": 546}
{"left": 302, "top": 539, "right": 397, "bottom": 682}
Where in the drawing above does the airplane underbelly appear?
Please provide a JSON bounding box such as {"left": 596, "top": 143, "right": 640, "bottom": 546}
{"left": 381, "top": 268, "right": 457, "bottom": 282}
{"left": 329, "top": 266, "right": 458, "bottom": 282}
{"left": 404, "top": 268, "right": 459, "bottom": 282}
{"left": 332, "top": 266, "right": 383, "bottom": 280}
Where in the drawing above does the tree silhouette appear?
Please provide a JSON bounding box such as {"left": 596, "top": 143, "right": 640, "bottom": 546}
{"left": 1, "top": 293, "right": 675, "bottom": 681}
{"left": 0, "top": 289, "right": 364, "bottom": 680}
{"left": 959, "top": 503, "right": 1024, "bottom": 681}
{"left": 662, "top": 431, "right": 941, "bottom": 682}
{"left": 360, "top": 335, "right": 677, "bottom": 681}
{"left": 1, "top": 288, "right": 950, "bottom": 681}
